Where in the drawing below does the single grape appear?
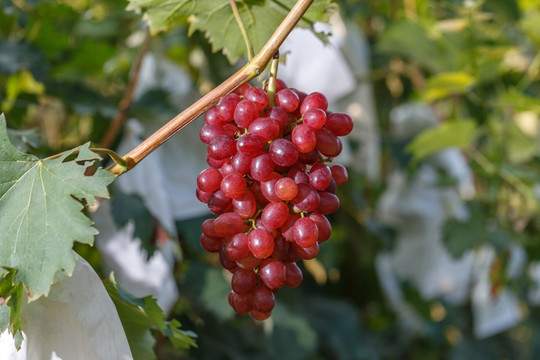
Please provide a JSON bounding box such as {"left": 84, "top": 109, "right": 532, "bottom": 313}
{"left": 292, "top": 217, "right": 318, "bottom": 248}
{"left": 248, "top": 117, "right": 280, "bottom": 142}
{"left": 308, "top": 163, "right": 332, "bottom": 191}
{"left": 330, "top": 164, "right": 348, "bottom": 185}
{"left": 251, "top": 153, "right": 275, "bottom": 181}
{"left": 200, "top": 234, "right": 223, "bottom": 253}
{"left": 234, "top": 100, "right": 259, "bottom": 128}
{"left": 275, "top": 89, "right": 300, "bottom": 113}
{"left": 300, "top": 92, "right": 328, "bottom": 114}
{"left": 200, "top": 124, "right": 227, "bottom": 144}
{"left": 316, "top": 192, "right": 340, "bottom": 215}
{"left": 325, "top": 112, "right": 353, "bottom": 136}
{"left": 207, "top": 190, "right": 232, "bottom": 215}
{"left": 261, "top": 201, "right": 289, "bottom": 229}
{"left": 205, "top": 106, "right": 227, "bottom": 126}
{"left": 225, "top": 233, "right": 250, "bottom": 261}
{"left": 220, "top": 173, "right": 247, "bottom": 199}
{"left": 292, "top": 183, "right": 320, "bottom": 213}
{"left": 302, "top": 108, "right": 327, "bottom": 129}
{"left": 196, "top": 189, "right": 212, "bottom": 203}
{"left": 251, "top": 285, "right": 275, "bottom": 313}
{"left": 266, "top": 106, "right": 288, "bottom": 130}
{"left": 248, "top": 228, "right": 274, "bottom": 259}
{"left": 217, "top": 93, "right": 241, "bottom": 122}
{"left": 284, "top": 262, "right": 303, "bottom": 288}
{"left": 231, "top": 152, "right": 252, "bottom": 175}
{"left": 229, "top": 291, "right": 251, "bottom": 314}
{"left": 244, "top": 86, "right": 269, "bottom": 111}
{"left": 237, "top": 133, "right": 264, "bottom": 157}
{"left": 213, "top": 212, "right": 245, "bottom": 237}
{"left": 269, "top": 138, "right": 299, "bottom": 167}
{"left": 202, "top": 218, "right": 219, "bottom": 238}
{"left": 197, "top": 168, "right": 223, "bottom": 192}
{"left": 232, "top": 190, "right": 257, "bottom": 219}
{"left": 274, "top": 177, "right": 298, "bottom": 201}
{"left": 315, "top": 128, "right": 342, "bottom": 157}
{"left": 208, "top": 135, "right": 237, "bottom": 160}
{"left": 231, "top": 268, "right": 258, "bottom": 295}
{"left": 291, "top": 124, "right": 317, "bottom": 153}
{"left": 259, "top": 259, "right": 286, "bottom": 289}
{"left": 309, "top": 213, "right": 332, "bottom": 242}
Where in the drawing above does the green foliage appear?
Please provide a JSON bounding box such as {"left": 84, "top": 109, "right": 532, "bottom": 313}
{"left": 105, "top": 277, "right": 197, "bottom": 360}
{"left": 127, "top": 0, "right": 334, "bottom": 63}
{"left": 407, "top": 120, "right": 476, "bottom": 163}
{"left": 0, "top": 114, "right": 114, "bottom": 300}
{"left": 0, "top": 269, "right": 24, "bottom": 349}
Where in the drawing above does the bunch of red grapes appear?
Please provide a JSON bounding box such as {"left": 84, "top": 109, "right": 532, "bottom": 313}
{"left": 196, "top": 79, "right": 352, "bottom": 320}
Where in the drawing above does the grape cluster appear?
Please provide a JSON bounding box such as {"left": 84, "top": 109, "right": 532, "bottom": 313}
{"left": 196, "top": 79, "right": 352, "bottom": 320}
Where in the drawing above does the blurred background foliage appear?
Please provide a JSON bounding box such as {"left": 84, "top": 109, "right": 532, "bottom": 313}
{"left": 4, "top": 0, "right": 540, "bottom": 359}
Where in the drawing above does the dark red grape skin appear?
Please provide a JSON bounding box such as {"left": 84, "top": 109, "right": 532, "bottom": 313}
{"left": 208, "top": 135, "right": 237, "bottom": 160}
{"left": 300, "top": 92, "right": 328, "bottom": 115}
{"left": 269, "top": 138, "right": 299, "bottom": 167}
{"left": 259, "top": 259, "right": 287, "bottom": 289}
{"left": 331, "top": 164, "right": 348, "bottom": 185}
{"left": 197, "top": 168, "right": 222, "bottom": 192}
{"left": 232, "top": 269, "right": 258, "bottom": 294}
{"left": 234, "top": 100, "right": 259, "bottom": 128}
{"left": 326, "top": 112, "right": 353, "bottom": 136}
{"left": 244, "top": 87, "right": 269, "bottom": 111}
{"left": 232, "top": 190, "right": 257, "bottom": 219}
{"left": 251, "top": 285, "right": 275, "bottom": 313}
{"left": 284, "top": 262, "right": 303, "bottom": 288}
{"left": 225, "top": 233, "right": 250, "bottom": 261}
{"left": 292, "top": 217, "right": 318, "bottom": 248}
{"left": 248, "top": 228, "right": 274, "bottom": 259}
{"left": 261, "top": 201, "right": 289, "bottom": 229}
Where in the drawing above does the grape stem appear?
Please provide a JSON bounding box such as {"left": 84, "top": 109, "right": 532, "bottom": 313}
{"left": 267, "top": 51, "right": 280, "bottom": 107}
{"left": 108, "top": 0, "right": 314, "bottom": 176}
{"left": 230, "top": 0, "right": 254, "bottom": 61}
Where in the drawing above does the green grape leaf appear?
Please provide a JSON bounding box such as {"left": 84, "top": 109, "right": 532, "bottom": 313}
{"left": 406, "top": 120, "right": 476, "bottom": 163}
{"left": 0, "top": 269, "right": 24, "bottom": 349}
{"left": 105, "top": 278, "right": 196, "bottom": 359}
{"left": 127, "top": 0, "right": 334, "bottom": 63}
{"left": 421, "top": 72, "right": 476, "bottom": 101}
{"left": 0, "top": 114, "right": 115, "bottom": 300}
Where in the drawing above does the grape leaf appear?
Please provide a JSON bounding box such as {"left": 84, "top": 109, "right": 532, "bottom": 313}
{"left": 0, "top": 114, "right": 115, "bottom": 300}
{"left": 105, "top": 278, "right": 196, "bottom": 359}
{"left": 127, "top": 0, "right": 335, "bottom": 63}
{"left": 406, "top": 120, "right": 477, "bottom": 163}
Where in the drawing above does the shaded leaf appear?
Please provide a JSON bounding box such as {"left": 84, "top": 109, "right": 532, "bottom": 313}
{"left": 0, "top": 114, "right": 115, "bottom": 299}
{"left": 105, "top": 278, "right": 196, "bottom": 360}
{"left": 406, "top": 120, "right": 476, "bottom": 163}
{"left": 376, "top": 20, "right": 451, "bottom": 72}
{"left": 421, "top": 72, "right": 476, "bottom": 101}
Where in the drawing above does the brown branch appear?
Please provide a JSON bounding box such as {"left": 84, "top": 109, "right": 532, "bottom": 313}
{"left": 108, "top": 0, "right": 314, "bottom": 176}
{"left": 100, "top": 28, "right": 152, "bottom": 149}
